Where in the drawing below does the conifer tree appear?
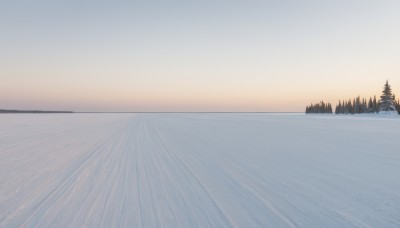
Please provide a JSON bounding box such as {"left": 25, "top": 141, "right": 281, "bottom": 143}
{"left": 335, "top": 101, "right": 341, "bottom": 114}
{"left": 397, "top": 99, "right": 400, "bottom": 114}
{"left": 394, "top": 96, "right": 400, "bottom": 114}
{"left": 379, "top": 80, "right": 396, "bottom": 112}
{"left": 373, "top": 96, "right": 378, "bottom": 113}
{"left": 368, "top": 98, "right": 373, "bottom": 113}
{"left": 362, "top": 98, "right": 367, "bottom": 113}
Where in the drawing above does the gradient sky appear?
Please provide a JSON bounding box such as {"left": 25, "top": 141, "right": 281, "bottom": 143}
{"left": 1, "top": 0, "right": 400, "bottom": 112}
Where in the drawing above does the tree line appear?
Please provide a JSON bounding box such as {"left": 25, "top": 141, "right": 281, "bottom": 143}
{"left": 306, "top": 80, "right": 400, "bottom": 115}
{"left": 335, "top": 96, "right": 378, "bottom": 114}
{"left": 305, "top": 101, "right": 333, "bottom": 114}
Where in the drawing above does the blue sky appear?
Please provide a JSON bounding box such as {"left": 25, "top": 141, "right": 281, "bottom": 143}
{"left": 1, "top": 1, "right": 399, "bottom": 111}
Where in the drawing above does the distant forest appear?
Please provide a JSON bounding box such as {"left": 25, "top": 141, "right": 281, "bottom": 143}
{"left": 306, "top": 80, "right": 400, "bottom": 115}
{"left": 0, "top": 109, "right": 73, "bottom": 114}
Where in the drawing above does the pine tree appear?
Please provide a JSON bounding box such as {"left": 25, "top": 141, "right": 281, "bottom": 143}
{"left": 373, "top": 96, "right": 378, "bottom": 113}
{"left": 362, "top": 98, "right": 367, "bottom": 113}
{"left": 355, "top": 96, "right": 361, "bottom": 113}
{"left": 368, "top": 98, "right": 373, "bottom": 113}
{"left": 394, "top": 96, "right": 400, "bottom": 114}
{"left": 379, "top": 80, "right": 396, "bottom": 112}
{"left": 335, "top": 101, "right": 341, "bottom": 114}
{"left": 397, "top": 99, "right": 400, "bottom": 114}
{"left": 347, "top": 100, "right": 352, "bottom": 114}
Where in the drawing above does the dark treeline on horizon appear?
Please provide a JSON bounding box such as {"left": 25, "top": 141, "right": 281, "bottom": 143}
{"left": 306, "top": 80, "right": 400, "bottom": 115}
{"left": 335, "top": 96, "right": 378, "bottom": 114}
{"left": 0, "top": 109, "right": 73, "bottom": 114}
{"left": 335, "top": 96, "right": 400, "bottom": 114}
{"left": 305, "top": 101, "right": 333, "bottom": 114}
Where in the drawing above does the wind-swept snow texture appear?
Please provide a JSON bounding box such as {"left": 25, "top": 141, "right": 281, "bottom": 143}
{"left": 1, "top": 113, "right": 399, "bottom": 227}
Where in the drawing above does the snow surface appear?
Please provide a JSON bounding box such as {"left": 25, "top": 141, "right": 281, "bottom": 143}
{"left": 378, "top": 110, "right": 399, "bottom": 116}
{"left": 0, "top": 113, "right": 400, "bottom": 227}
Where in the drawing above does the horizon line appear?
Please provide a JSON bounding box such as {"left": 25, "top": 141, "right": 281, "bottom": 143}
{"left": 0, "top": 109, "right": 304, "bottom": 114}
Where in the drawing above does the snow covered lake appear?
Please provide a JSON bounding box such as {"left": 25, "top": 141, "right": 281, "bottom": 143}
{"left": 0, "top": 113, "right": 399, "bottom": 227}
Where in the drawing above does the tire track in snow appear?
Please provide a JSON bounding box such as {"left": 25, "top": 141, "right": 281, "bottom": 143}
{"left": 229, "top": 163, "right": 297, "bottom": 228}
{"left": 146, "top": 117, "right": 235, "bottom": 227}
{"left": 137, "top": 116, "right": 162, "bottom": 227}
{"left": 11, "top": 127, "right": 127, "bottom": 227}
{"left": 1, "top": 116, "right": 131, "bottom": 227}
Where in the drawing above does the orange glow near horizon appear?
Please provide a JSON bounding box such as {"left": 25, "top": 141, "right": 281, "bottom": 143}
{"left": 1, "top": 76, "right": 399, "bottom": 112}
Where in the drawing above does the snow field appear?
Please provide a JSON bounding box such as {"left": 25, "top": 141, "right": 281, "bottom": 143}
{"left": 0, "top": 113, "right": 399, "bottom": 227}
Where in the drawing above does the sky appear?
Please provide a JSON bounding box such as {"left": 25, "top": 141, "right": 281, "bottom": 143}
{"left": 1, "top": 0, "right": 400, "bottom": 112}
